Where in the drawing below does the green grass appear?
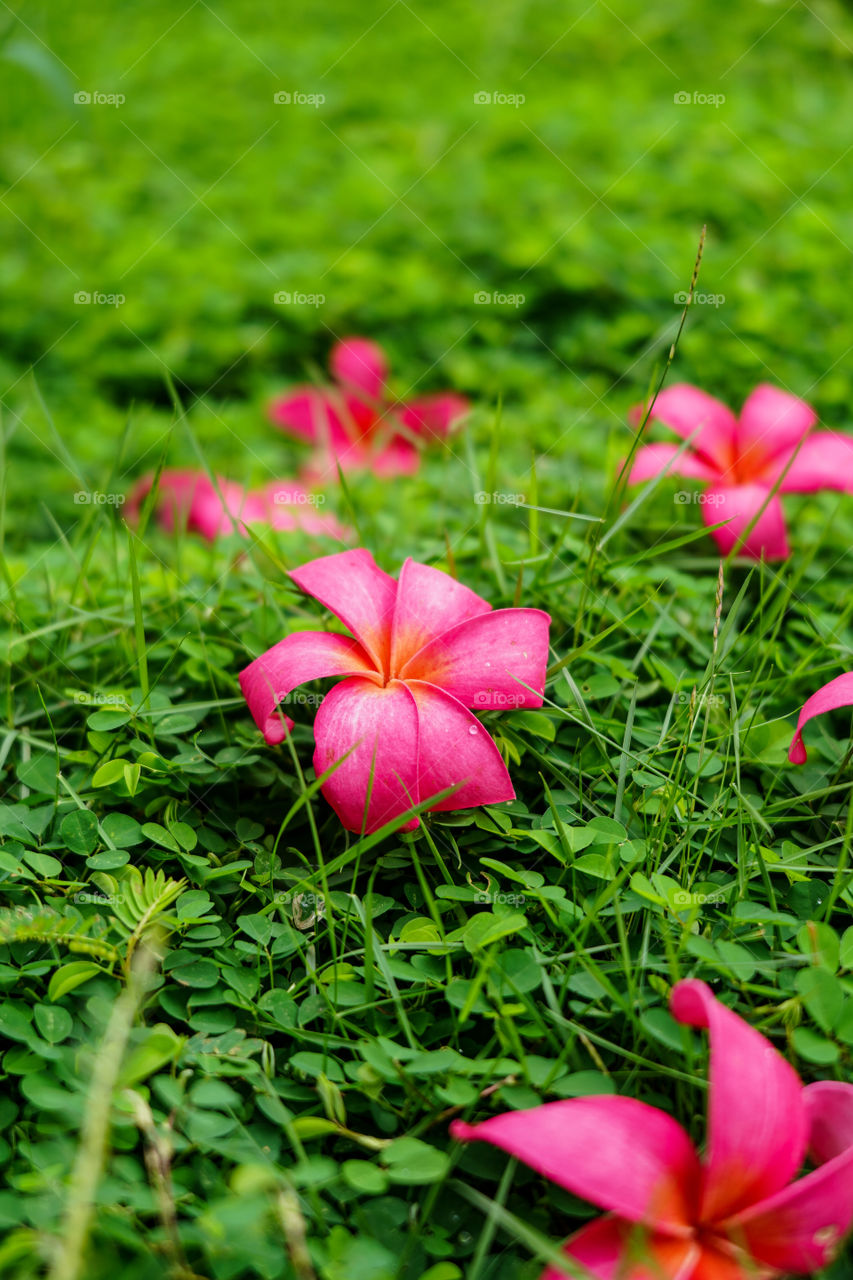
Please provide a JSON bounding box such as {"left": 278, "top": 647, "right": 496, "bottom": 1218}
{"left": 3, "top": 1, "right": 853, "bottom": 1277}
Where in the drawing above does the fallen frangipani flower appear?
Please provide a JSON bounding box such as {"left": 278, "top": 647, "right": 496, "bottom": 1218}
{"left": 126, "top": 469, "right": 347, "bottom": 542}
{"left": 269, "top": 336, "right": 469, "bottom": 478}
{"left": 451, "top": 978, "right": 853, "bottom": 1279}
{"left": 239, "top": 548, "right": 550, "bottom": 833}
{"left": 789, "top": 671, "right": 853, "bottom": 764}
{"left": 627, "top": 383, "right": 853, "bottom": 560}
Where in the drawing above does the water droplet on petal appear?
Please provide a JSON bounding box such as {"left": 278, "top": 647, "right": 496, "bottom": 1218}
{"left": 468, "top": 725, "right": 478, "bottom": 735}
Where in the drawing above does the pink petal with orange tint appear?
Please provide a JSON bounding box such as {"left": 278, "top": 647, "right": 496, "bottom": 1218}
{"left": 639, "top": 384, "right": 737, "bottom": 474}
{"left": 700, "top": 484, "right": 790, "bottom": 560}
{"left": 406, "top": 680, "right": 514, "bottom": 811}
{"left": 451, "top": 1097, "right": 701, "bottom": 1233}
{"left": 312, "top": 676, "right": 420, "bottom": 833}
{"left": 329, "top": 336, "right": 388, "bottom": 403}
{"left": 398, "top": 392, "right": 469, "bottom": 441}
{"left": 721, "top": 1081, "right": 853, "bottom": 1272}
{"left": 290, "top": 549, "right": 398, "bottom": 676}
{"left": 763, "top": 432, "right": 853, "bottom": 494}
{"left": 239, "top": 632, "right": 379, "bottom": 744}
{"left": 390, "top": 558, "right": 492, "bottom": 673}
{"left": 628, "top": 443, "right": 717, "bottom": 485}
{"left": 788, "top": 671, "right": 853, "bottom": 764}
{"left": 737, "top": 384, "right": 816, "bottom": 474}
{"left": 669, "top": 979, "right": 807, "bottom": 1222}
{"left": 400, "top": 608, "right": 551, "bottom": 710}
{"left": 543, "top": 1217, "right": 700, "bottom": 1280}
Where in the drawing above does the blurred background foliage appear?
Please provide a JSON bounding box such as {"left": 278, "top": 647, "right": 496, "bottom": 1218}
{"left": 3, "top": 0, "right": 853, "bottom": 540}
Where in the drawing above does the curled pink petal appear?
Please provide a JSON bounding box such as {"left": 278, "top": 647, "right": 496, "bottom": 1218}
{"left": 635, "top": 385, "right": 737, "bottom": 474}
{"left": 721, "top": 1082, "right": 853, "bottom": 1273}
{"left": 398, "top": 392, "right": 469, "bottom": 441}
{"left": 290, "top": 549, "right": 398, "bottom": 677}
{"left": 543, "top": 1218, "right": 700, "bottom": 1280}
{"left": 239, "top": 632, "right": 379, "bottom": 744}
{"left": 406, "top": 680, "right": 514, "bottom": 810}
{"left": 737, "top": 384, "right": 816, "bottom": 475}
{"left": 788, "top": 670, "right": 853, "bottom": 764}
{"left": 762, "top": 432, "right": 853, "bottom": 494}
{"left": 700, "top": 484, "right": 790, "bottom": 560}
{"left": 670, "top": 979, "right": 807, "bottom": 1222}
{"left": 390, "top": 559, "right": 491, "bottom": 673}
{"left": 627, "top": 443, "right": 717, "bottom": 485}
{"left": 329, "top": 337, "right": 388, "bottom": 403}
{"left": 312, "top": 677, "right": 420, "bottom": 833}
{"left": 451, "top": 1097, "right": 701, "bottom": 1233}
{"left": 400, "top": 608, "right": 551, "bottom": 710}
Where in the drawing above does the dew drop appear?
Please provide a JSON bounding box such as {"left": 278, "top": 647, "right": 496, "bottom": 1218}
{"left": 468, "top": 725, "right": 478, "bottom": 735}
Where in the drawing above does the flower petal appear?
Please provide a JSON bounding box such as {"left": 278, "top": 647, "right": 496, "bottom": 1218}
{"left": 737, "top": 384, "right": 816, "bottom": 475}
{"left": 312, "top": 677, "right": 420, "bottom": 833}
{"left": 405, "top": 680, "right": 514, "bottom": 811}
{"left": 398, "top": 392, "right": 469, "bottom": 441}
{"left": 251, "top": 482, "right": 348, "bottom": 540}
{"left": 290, "top": 549, "right": 398, "bottom": 677}
{"left": 399, "top": 608, "right": 551, "bottom": 710}
{"left": 788, "top": 670, "right": 853, "bottom": 763}
{"left": 268, "top": 388, "right": 355, "bottom": 450}
{"left": 329, "top": 337, "right": 388, "bottom": 403}
{"left": 390, "top": 559, "right": 492, "bottom": 674}
{"left": 720, "top": 1082, "right": 853, "bottom": 1273}
{"left": 542, "top": 1218, "right": 700, "bottom": 1280}
{"left": 627, "top": 444, "right": 717, "bottom": 485}
{"left": 669, "top": 979, "right": 807, "bottom": 1222}
{"left": 239, "top": 632, "right": 379, "bottom": 744}
{"left": 700, "top": 484, "right": 790, "bottom": 560}
{"left": 762, "top": 432, "right": 853, "bottom": 494}
{"left": 451, "top": 1097, "right": 701, "bottom": 1232}
{"left": 633, "top": 385, "right": 737, "bottom": 474}
{"left": 300, "top": 433, "right": 421, "bottom": 482}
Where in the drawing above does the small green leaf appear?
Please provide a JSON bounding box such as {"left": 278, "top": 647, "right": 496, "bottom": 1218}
{"left": 60, "top": 810, "right": 100, "bottom": 856}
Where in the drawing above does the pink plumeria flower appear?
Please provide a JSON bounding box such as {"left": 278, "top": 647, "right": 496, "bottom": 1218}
{"left": 239, "top": 549, "right": 550, "bottom": 834}
{"left": 627, "top": 383, "right": 853, "bottom": 560}
{"left": 269, "top": 336, "right": 469, "bottom": 479}
{"left": 452, "top": 978, "right": 853, "bottom": 1279}
{"left": 789, "top": 671, "right": 853, "bottom": 764}
{"left": 126, "top": 469, "right": 347, "bottom": 542}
